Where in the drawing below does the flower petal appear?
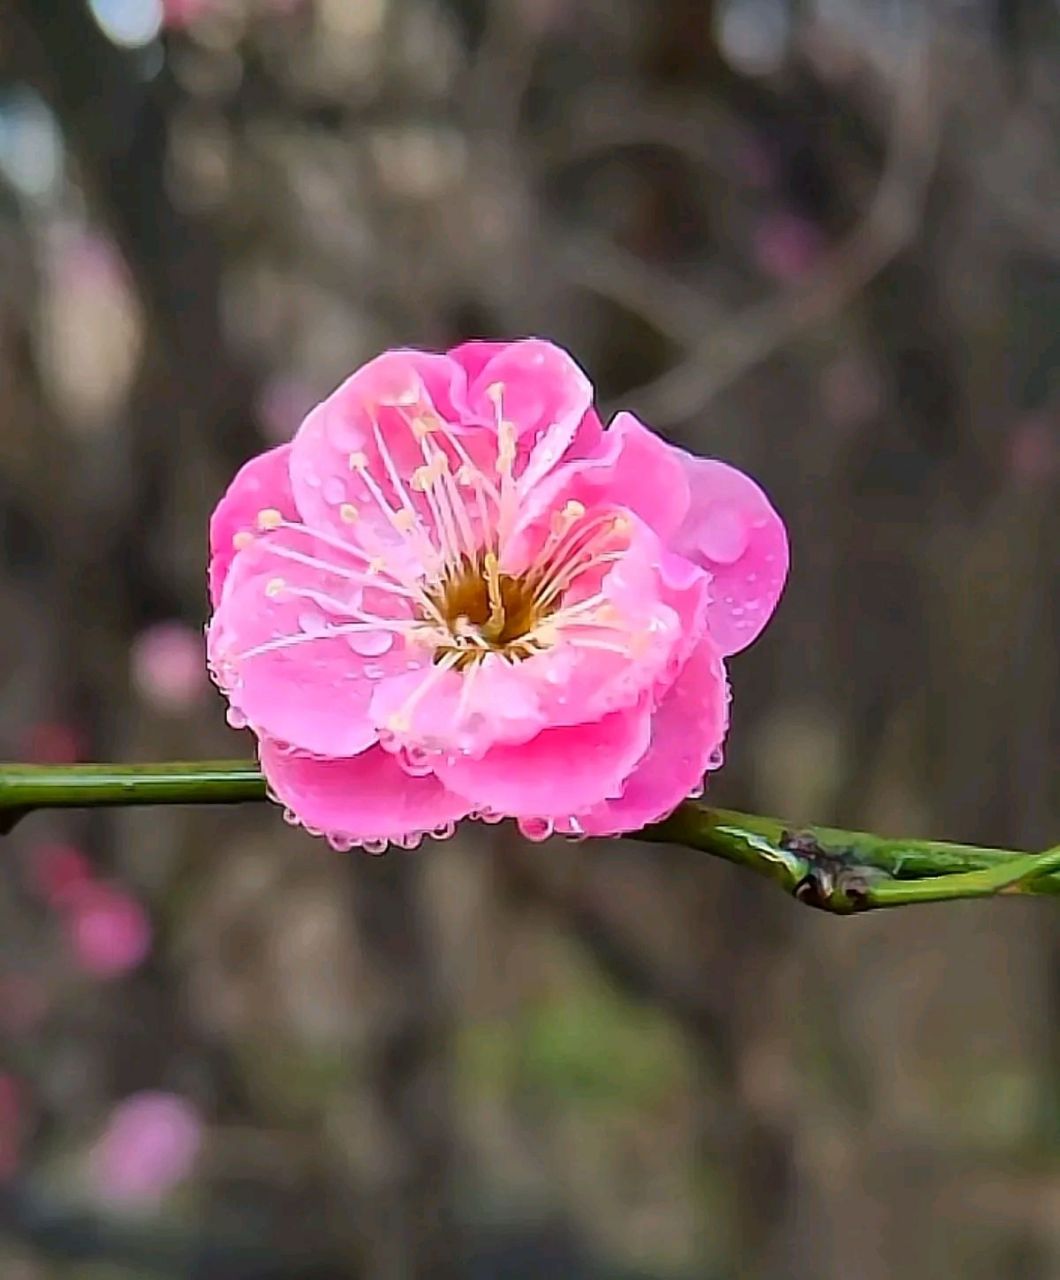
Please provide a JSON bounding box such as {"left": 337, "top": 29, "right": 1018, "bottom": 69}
{"left": 672, "top": 455, "right": 788, "bottom": 655}
{"left": 208, "top": 445, "right": 296, "bottom": 606}
{"left": 572, "top": 636, "right": 729, "bottom": 836}
{"left": 505, "top": 411, "right": 692, "bottom": 569}
{"left": 460, "top": 338, "right": 603, "bottom": 489}
{"left": 208, "top": 528, "right": 421, "bottom": 756}
{"left": 260, "top": 739, "right": 471, "bottom": 843}
{"left": 434, "top": 702, "right": 652, "bottom": 818}
{"left": 288, "top": 349, "right": 476, "bottom": 569}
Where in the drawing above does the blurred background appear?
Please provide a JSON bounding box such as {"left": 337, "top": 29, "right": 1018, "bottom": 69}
{"left": 0, "top": 1, "right": 1057, "bottom": 1277}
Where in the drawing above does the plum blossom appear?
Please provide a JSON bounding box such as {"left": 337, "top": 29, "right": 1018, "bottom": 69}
{"left": 64, "top": 884, "right": 152, "bottom": 980}
{"left": 89, "top": 1092, "right": 203, "bottom": 1208}
{"left": 130, "top": 621, "right": 207, "bottom": 713}
{"left": 207, "top": 339, "right": 787, "bottom": 849}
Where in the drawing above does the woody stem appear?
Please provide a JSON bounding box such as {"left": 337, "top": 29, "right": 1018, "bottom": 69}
{"left": 0, "top": 762, "right": 1056, "bottom": 910}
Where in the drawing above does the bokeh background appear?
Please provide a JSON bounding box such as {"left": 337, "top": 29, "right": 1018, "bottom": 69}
{"left": 0, "top": 1, "right": 1057, "bottom": 1277}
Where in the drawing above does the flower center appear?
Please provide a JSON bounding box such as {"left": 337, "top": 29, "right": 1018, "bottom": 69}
{"left": 425, "top": 553, "right": 552, "bottom": 668}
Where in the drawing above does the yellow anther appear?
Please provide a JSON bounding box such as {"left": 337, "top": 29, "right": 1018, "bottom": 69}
{"left": 265, "top": 577, "right": 286, "bottom": 598}
{"left": 393, "top": 509, "right": 415, "bottom": 532}
{"left": 339, "top": 503, "right": 359, "bottom": 524}
{"left": 368, "top": 556, "right": 386, "bottom": 575}
{"left": 232, "top": 530, "right": 253, "bottom": 551}
{"left": 257, "top": 508, "right": 283, "bottom": 531}
{"left": 562, "top": 500, "right": 585, "bottom": 523}
{"left": 411, "top": 414, "right": 438, "bottom": 438}
{"left": 348, "top": 451, "right": 368, "bottom": 471}
{"left": 612, "top": 514, "right": 632, "bottom": 536}
{"left": 485, "top": 382, "right": 505, "bottom": 405}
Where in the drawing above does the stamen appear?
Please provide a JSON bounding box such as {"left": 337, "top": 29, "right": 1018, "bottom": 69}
{"left": 237, "top": 619, "right": 415, "bottom": 662}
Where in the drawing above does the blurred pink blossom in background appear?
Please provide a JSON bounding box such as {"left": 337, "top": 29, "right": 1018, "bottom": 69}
{"left": 130, "top": 621, "right": 207, "bottom": 714}
{"left": 1007, "top": 413, "right": 1057, "bottom": 489}
{"left": 256, "top": 375, "right": 319, "bottom": 444}
{"left": 22, "top": 721, "right": 82, "bottom": 765}
{"left": 89, "top": 1092, "right": 203, "bottom": 1208}
{"left": 64, "top": 885, "right": 152, "bottom": 980}
{"left": 752, "top": 211, "right": 824, "bottom": 282}
{"left": 27, "top": 841, "right": 93, "bottom": 909}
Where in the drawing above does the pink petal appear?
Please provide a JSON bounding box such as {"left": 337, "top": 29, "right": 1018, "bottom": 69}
{"left": 260, "top": 738, "right": 471, "bottom": 842}
{"left": 435, "top": 702, "right": 652, "bottom": 818}
{"left": 208, "top": 528, "right": 420, "bottom": 757}
{"left": 208, "top": 445, "right": 296, "bottom": 606}
{"left": 507, "top": 411, "right": 691, "bottom": 567}
{"left": 460, "top": 338, "right": 603, "bottom": 489}
{"left": 447, "top": 340, "right": 512, "bottom": 383}
{"left": 288, "top": 349, "right": 474, "bottom": 560}
{"left": 573, "top": 636, "right": 729, "bottom": 836}
{"left": 672, "top": 455, "right": 788, "bottom": 655}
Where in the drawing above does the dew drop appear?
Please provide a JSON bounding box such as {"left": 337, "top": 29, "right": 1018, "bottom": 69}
{"left": 298, "top": 609, "right": 327, "bottom": 635}
{"left": 225, "top": 706, "right": 248, "bottom": 730}
{"left": 401, "top": 745, "right": 435, "bottom": 777}
{"left": 518, "top": 817, "right": 554, "bottom": 842}
{"left": 695, "top": 502, "right": 749, "bottom": 565}
{"left": 363, "top": 663, "right": 385, "bottom": 680}
{"left": 348, "top": 630, "right": 394, "bottom": 657}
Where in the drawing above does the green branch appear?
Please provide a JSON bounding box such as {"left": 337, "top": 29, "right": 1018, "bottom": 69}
{"left": 0, "top": 762, "right": 1056, "bottom": 911}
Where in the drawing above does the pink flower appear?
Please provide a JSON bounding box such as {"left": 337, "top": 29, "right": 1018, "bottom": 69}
{"left": 207, "top": 340, "right": 787, "bottom": 849}
{"left": 752, "top": 211, "right": 824, "bottom": 282}
{"left": 27, "top": 841, "right": 94, "bottom": 909}
{"left": 130, "top": 621, "right": 207, "bottom": 713}
{"left": 89, "top": 1092, "right": 202, "bottom": 1208}
{"left": 64, "top": 885, "right": 151, "bottom": 980}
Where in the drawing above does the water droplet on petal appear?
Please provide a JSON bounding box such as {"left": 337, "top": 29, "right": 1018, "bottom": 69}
{"left": 298, "top": 609, "right": 327, "bottom": 635}
{"left": 363, "top": 663, "right": 385, "bottom": 680}
{"left": 519, "top": 816, "right": 554, "bottom": 842}
{"left": 348, "top": 630, "right": 394, "bottom": 657}
{"left": 225, "top": 706, "right": 248, "bottom": 730}
{"left": 695, "top": 502, "right": 749, "bottom": 565}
